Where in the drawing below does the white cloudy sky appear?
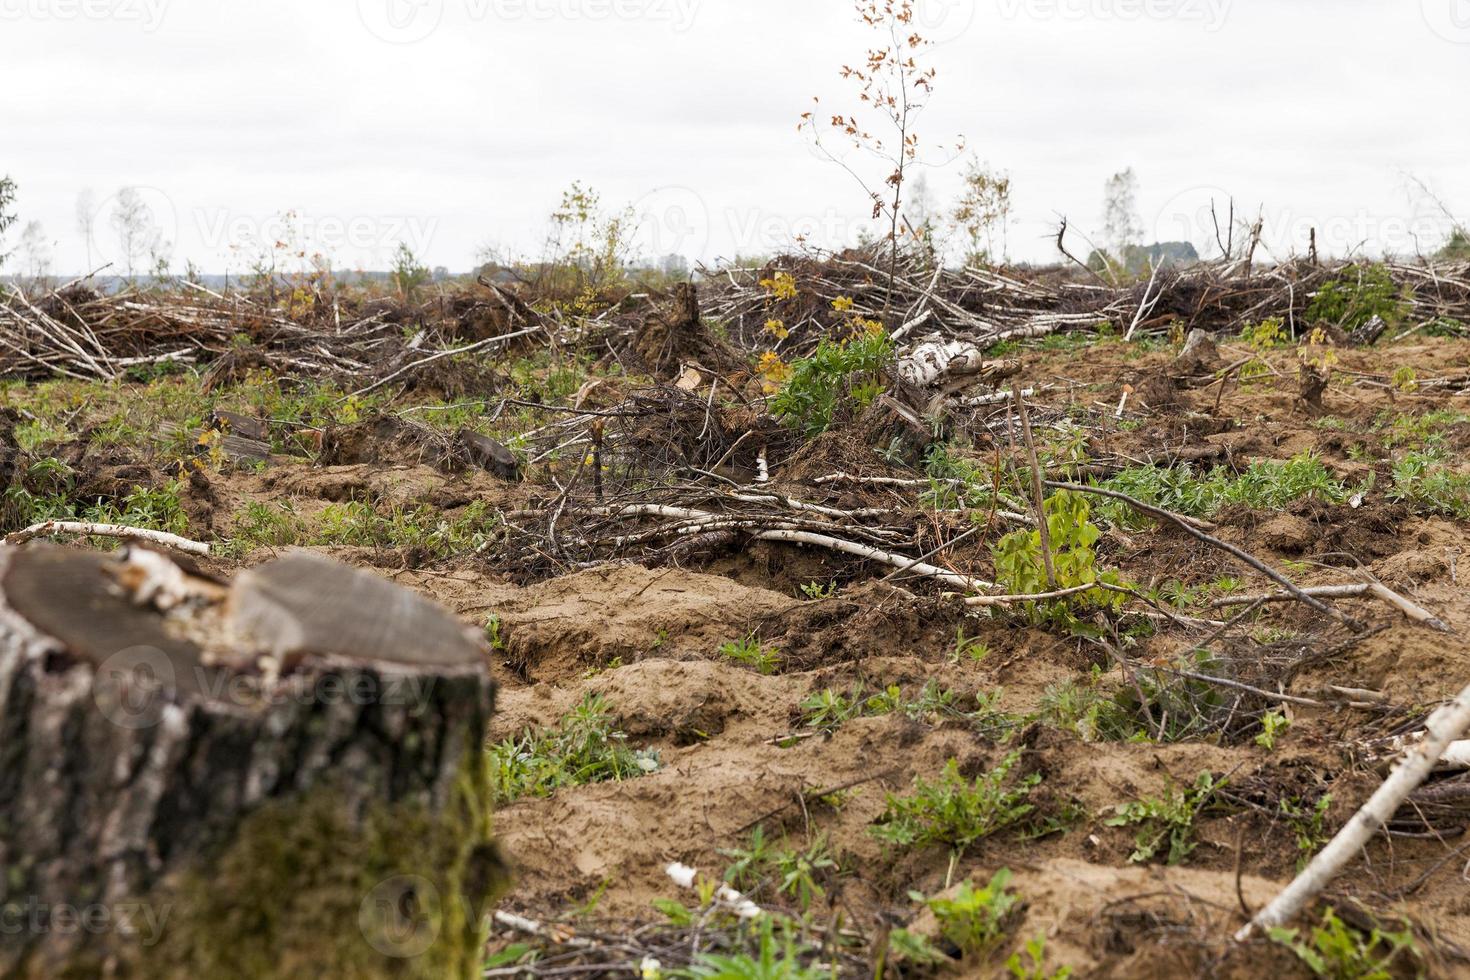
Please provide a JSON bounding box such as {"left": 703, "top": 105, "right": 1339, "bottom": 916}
{"left": 1, "top": 0, "right": 1467, "bottom": 274}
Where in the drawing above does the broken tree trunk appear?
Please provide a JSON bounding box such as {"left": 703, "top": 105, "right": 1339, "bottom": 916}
{"left": 0, "top": 546, "right": 503, "bottom": 979}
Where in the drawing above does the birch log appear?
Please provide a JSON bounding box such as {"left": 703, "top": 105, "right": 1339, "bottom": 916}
{"left": 0, "top": 546, "right": 503, "bottom": 979}
{"left": 1236, "top": 678, "right": 1470, "bottom": 941}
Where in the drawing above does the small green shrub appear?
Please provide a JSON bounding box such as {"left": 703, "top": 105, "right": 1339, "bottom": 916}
{"left": 1387, "top": 449, "right": 1470, "bottom": 518}
{"left": 1106, "top": 771, "right": 1223, "bottom": 865}
{"left": 719, "top": 635, "right": 781, "bottom": 675}
{"left": 1268, "top": 907, "right": 1418, "bottom": 980}
{"left": 769, "top": 331, "right": 893, "bottom": 437}
{"left": 1280, "top": 794, "right": 1333, "bottom": 871}
{"left": 991, "top": 490, "right": 1125, "bottom": 629}
{"left": 682, "top": 915, "right": 829, "bottom": 980}
{"left": 873, "top": 753, "right": 1040, "bottom": 859}
{"left": 488, "top": 693, "right": 658, "bottom": 803}
{"left": 1306, "top": 264, "right": 1410, "bottom": 330}
{"left": 1006, "top": 934, "right": 1073, "bottom": 979}
{"left": 918, "top": 868, "right": 1021, "bottom": 956}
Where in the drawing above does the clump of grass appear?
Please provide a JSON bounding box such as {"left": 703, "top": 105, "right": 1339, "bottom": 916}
{"left": 1268, "top": 907, "right": 1419, "bottom": 980}
{"left": 719, "top": 827, "right": 843, "bottom": 914}
{"left": 1105, "top": 771, "right": 1225, "bottom": 865}
{"left": 921, "top": 868, "right": 1022, "bottom": 956}
{"left": 1387, "top": 449, "right": 1470, "bottom": 518}
{"left": 796, "top": 683, "right": 1018, "bottom": 740}
{"left": 872, "top": 753, "right": 1040, "bottom": 861}
{"left": 1096, "top": 452, "right": 1346, "bottom": 528}
{"left": 719, "top": 634, "right": 781, "bottom": 675}
{"left": 487, "top": 693, "right": 658, "bottom": 804}
{"left": 227, "top": 497, "right": 499, "bottom": 556}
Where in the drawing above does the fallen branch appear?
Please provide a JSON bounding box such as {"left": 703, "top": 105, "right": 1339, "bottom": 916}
{"left": 1237, "top": 677, "right": 1470, "bottom": 940}
{"left": 1044, "top": 481, "right": 1353, "bottom": 628}
{"left": 4, "top": 521, "right": 210, "bottom": 556}
{"left": 1211, "top": 581, "right": 1450, "bottom": 633}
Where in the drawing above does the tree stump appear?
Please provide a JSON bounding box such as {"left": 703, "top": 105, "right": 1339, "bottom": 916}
{"left": 0, "top": 546, "right": 504, "bottom": 979}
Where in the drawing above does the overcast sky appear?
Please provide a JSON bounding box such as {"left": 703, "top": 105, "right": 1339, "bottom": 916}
{"left": 2, "top": 0, "right": 1467, "bottom": 275}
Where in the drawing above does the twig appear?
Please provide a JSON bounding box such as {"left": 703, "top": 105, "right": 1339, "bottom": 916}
{"left": 4, "top": 521, "right": 210, "bottom": 555}
{"left": 1044, "top": 481, "right": 1353, "bottom": 628}
{"left": 1210, "top": 581, "right": 1450, "bottom": 632}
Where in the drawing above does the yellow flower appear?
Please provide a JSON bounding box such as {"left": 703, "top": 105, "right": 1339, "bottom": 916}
{"left": 758, "top": 271, "right": 798, "bottom": 301}
{"left": 757, "top": 351, "right": 792, "bottom": 394}
{"left": 855, "top": 317, "right": 886, "bottom": 338}
{"left": 831, "top": 295, "right": 855, "bottom": 313}
{"left": 764, "top": 318, "right": 789, "bottom": 340}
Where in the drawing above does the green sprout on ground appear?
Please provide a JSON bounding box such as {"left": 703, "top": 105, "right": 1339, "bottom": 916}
{"left": 872, "top": 753, "right": 1040, "bottom": 866}
{"left": 917, "top": 868, "right": 1021, "bottom": 957}
{"left": 487, "top": 693, "right": 658, "bottom": 804}
{"left": 719, "top": 634, "right": 781, "bottom": 675}
{"left": 1268, "top": 907, "right": 1418, "bottom": 980}
{"left": 1106, "top": 771, "right": 1225, "bottom": 865}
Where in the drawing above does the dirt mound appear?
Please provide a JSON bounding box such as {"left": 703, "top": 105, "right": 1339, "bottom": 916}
{"left": 487, "top": 564, "right": 800, "bottom": 681}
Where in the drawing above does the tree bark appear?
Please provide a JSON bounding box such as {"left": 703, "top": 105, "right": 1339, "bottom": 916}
{"left": 0, "top": 546, "right": 503, "bottom": 979}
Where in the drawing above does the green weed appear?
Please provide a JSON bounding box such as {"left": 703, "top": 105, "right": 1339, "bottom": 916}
{"left": 1106, "top": 771, "right": 1224, "bottom": 865}
{"left": 872, "top": 753, "right": 1040, "bottom": 860}
{"left": 487, "top": 693, "right": 658, "bottom": 803}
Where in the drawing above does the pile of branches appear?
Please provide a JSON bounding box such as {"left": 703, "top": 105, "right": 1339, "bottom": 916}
{"left": 0, "top": 275, "right": 569, "bottom": 387}
{"left": 699, "top": 244, "right": 1470, "bottom": 357}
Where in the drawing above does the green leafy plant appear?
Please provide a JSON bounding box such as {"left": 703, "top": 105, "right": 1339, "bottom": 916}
{"left": 1255, "top": 710, "right": 1291, "bottom": 750}
{"left": 772, "top": 835, "right": 838, "bottom": 912}
{"left": 1106, "top": 771, "right": 1224, "bottom": 865}
{"left": 1240, "top": 317, "right": 1287, "bottom": 350}
{"left": 873, "top": 753, "right": 1039, "bottom": 861}
{"left": 769, "top": 331, "right": 893, "bottom": 437}
{"left": 798, "top": 687, "right": 863, "bottom": 730}
{"left": 917, "top": 868, "right": 1021, "bottom": 956}
{"left": 1306, "top": 264, "right": 1410, "bottom": 330}
{"left": 719, "top": 634, "right": 781, "bottom": 675}
{"left": 1096, "top": 453, "right": 1347, "bottom": 529}
{"left": 682, "top": 915, "right": 828, "bottom": 980}
{"left": 799, "top": 581, "right": 837, "bottom": 600}
{"left": 1387, "top": 449, "right": 1470, "bottom": 519}
{"left": 991, "top": 490, "right": 1125, "bottom": 629}
{"left": 952, "top": 627, "right": 991, "bottom": 662}
{"left": 488, "top": 693, "right": 658, "bottom": 803}
{"left": 1280, "top": 794, "right": 1333, "bottom": 871}
{"left": 1268, "top": 907, "right": 1418, "bottom": 980}
{"left": 1006, "top": 934, "right": 1073, "bottom": 979}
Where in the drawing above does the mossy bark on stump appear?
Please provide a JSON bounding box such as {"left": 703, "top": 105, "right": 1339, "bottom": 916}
{"left": 0, "top": 547, "right": 505, "bottom": 979}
